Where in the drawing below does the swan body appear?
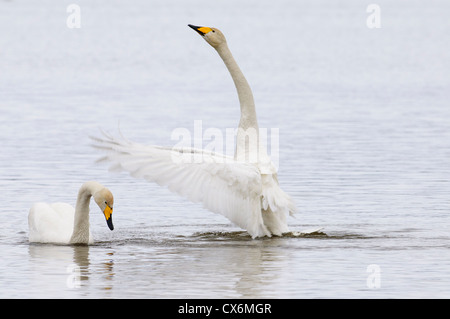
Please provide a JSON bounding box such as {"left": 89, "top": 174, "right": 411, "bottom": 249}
{"left": 92, "top": 25, "right": 296, "bottom": 238}
{"left": 28, "top": 181, "right": 114, "bottom": 244}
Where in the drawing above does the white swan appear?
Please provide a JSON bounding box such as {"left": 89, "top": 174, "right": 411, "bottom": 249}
{"left": 28, "top": 181, "right": 114, "bottom": 244}
{"left": 91, "top": 25, "right": 296, "bottom": 238}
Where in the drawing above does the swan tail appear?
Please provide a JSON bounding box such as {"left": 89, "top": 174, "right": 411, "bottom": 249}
{"left": 260, "top": 174, "right": 297, "bottom": 235}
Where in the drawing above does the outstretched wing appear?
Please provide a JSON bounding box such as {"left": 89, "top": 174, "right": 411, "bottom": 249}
{"left": 91, "top": 131, "right": 272, "bottom": 237}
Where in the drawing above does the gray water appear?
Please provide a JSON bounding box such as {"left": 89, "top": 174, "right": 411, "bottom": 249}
{"left": 1, "top": 0, "right": 450, "bottom": 298}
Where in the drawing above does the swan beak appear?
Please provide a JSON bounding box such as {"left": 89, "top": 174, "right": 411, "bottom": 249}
{"left": 188, "top": 24, "right": 212, "bottom": 36}
{"left": 104, "top": 205, "right": 114, "bottom": 231}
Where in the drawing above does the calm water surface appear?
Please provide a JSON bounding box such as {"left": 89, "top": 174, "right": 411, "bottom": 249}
{"left": 1, "top": 0, "right": 450, "bottom": 298}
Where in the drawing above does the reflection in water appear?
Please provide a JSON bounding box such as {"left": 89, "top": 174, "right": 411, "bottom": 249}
{"left": 102, "top": 252, "right": 115, "bottom": 292}
{"left": 72, "top": 245, "right": 90, "bottom": 283}
{"left": 17, "top": 223, "right": 450, "bottom": 298}
{"left": 27, "top": 244, "right": 116, "bottom": 296}
{"left": 97, "top": 233, "right": 297, "bottom": 298}
{"left": 24, "top": 230, "right": 376, "bottom": 298}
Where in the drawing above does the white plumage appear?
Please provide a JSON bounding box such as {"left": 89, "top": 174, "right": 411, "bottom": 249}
{"left": 28, "top": 203, "right": 83, "bottom": 244}
{"left": 92, "top": 25, "right": 296, "bottom": 238}
{"left": 93, "top": 132, "right": 295, "bottom": 238}
{"left": 28, "top": 181, "right": 114, "bottom": 244}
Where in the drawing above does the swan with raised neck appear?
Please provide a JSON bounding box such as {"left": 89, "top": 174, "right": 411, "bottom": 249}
{"left": 188, "top": 24, "right": 265, "bottom": 164}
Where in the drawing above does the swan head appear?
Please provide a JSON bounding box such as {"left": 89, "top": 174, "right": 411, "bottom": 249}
{"left": 188, "top": 24, "right": 226, "bottom": 48}
{"left": 93, "top": 187, "right": 114, "bottom": 231}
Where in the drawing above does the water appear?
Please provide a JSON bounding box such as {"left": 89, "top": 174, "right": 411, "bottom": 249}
{"left": 1, "top": 0, "right": 450, "bottom": 298}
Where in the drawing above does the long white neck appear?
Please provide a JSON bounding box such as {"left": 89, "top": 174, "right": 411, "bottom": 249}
{"left": 70, "top": 181, "right": 103, "bottom": 244}
{"left": 216, "top": 43, "right": 258, "bottom": 130}
{"left": 216, "top": 43, "right": 263, "bottom": 162}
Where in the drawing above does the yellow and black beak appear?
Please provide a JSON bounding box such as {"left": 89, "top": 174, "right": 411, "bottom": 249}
{"left": 188, "top": 24, "right": 212, "bottom": 36}
{"left": 103, "top": 205, "right": 114, "bottom": 230}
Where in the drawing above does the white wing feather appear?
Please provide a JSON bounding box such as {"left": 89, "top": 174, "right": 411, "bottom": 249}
{"left": 91, "top": 131, "right": 273, "bottom": 238}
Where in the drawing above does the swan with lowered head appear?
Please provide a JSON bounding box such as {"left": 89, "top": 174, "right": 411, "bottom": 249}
{"left": 91, "top": 25, "right": 296, "bottom": 238}
{"left": 28, "top": 181, "right": 114, "bottom": 244}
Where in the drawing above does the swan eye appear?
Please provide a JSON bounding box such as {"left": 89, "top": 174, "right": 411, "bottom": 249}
{"left": 105, "top": 201, "right": 108, "bottom": 204}
{"left": 212, "top": 30, "right": 215, "bottom": 33}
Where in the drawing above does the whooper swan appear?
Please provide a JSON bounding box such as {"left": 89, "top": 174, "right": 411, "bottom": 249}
{"left": 28, "top": 181, "right": 114, "bottom": 244}
{"left": 91, "top": 25, "right": 296, "bottom": 238}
